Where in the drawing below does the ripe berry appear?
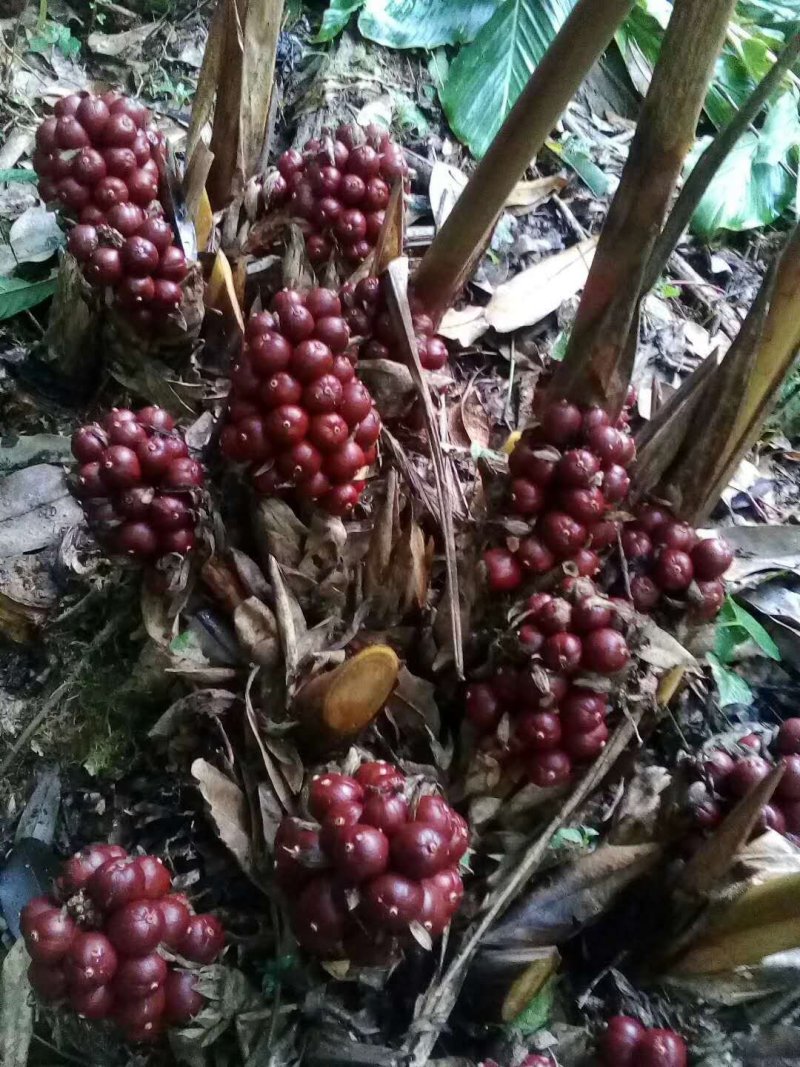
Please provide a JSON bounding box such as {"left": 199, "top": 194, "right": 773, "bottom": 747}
{"left": 390, "top": 823, "right": 449, "bottom": 879}
{"left": 419, "top": 881, "right": 451, "bottom": 936}
{"left": 324, "top": 441, "right": 366, "bottom": 483}
{"left": 361, "top": 794, "right": 409, "bottom": 837}
{"left": 106, "top": 899, "right": 164, "bottom": 955}
{"left": 702, "top": 749, "right": 735, "bottom": 786}
{"left": 631, "top": 575, "right": 661, "bottom": 612}
{"left": 540, "top": 512, "right": 587, "bottom": 557}
{"left": 635, "top": 504, "right": 671, "bottom": 535}
{"left": 653, "top": 549, "right": 694, "bottom": 592}
{"left": 621, "top": 529, "right": 653, "bottom": 563}
{"left": 355, "top": 409, "right": 382, "bottom": 448}
{"left": 292, "top": 876, "right": 346, "bottom": 956}
{"left": 309, "top": 773, "right": 364, "bottom": 819}
{"left": 70, "top": 983, "right": 115, "bottom": 1019}
{"left": 515, "top": 536, "right": 555, "bottom": 575}
{"left": 121, "top": 235, "right": 160, "bottom": 276}
{"left": 160, "top": 528, "right": 196, "bottom": 555}
{"left": 88, "top": 856, "right": 146, "bottom": 911}
{"left": 483, "top": 547, "right": 522, "bottom": 591}
{"left": 535, "top": 597, "right": 572, "bottom": 634}
{"left": 540, "top": 400, "right": 582, "bottom": 445}
{"left": 527, "top": 750, "right": 572, "bottom": 788}
{"left": 414, "top": 796, "right": 453, "bottom": 837}
{"left": 447, "top": 812, "right": 470, "bottom": 864}
{"left": 654, "top": 521, "right": 696, "bottom": 552}
{"left": 602, "top": 464, "right": 631, "bottom": 503}
{"left": 466, "top": 684, "right": 500, "bottom": 732}
{"left": 28, "top": 961, "right": 67, "bottom": 1002}
{"left": 634, "top": 1029, "right": 687, "bottom": 1067}
{"left": 693, "top": 579, "right": 725, "bottom": 621}
{"left": 588, "top": 520, "right": 620, "bottom": 549}
{"left": 510, "top": 478, "right": 545, "bottom": 516}
{"left": 340, "top": 380, "right": 373, "bottom": 425}
{"left": 101, "top": 112, "right": 137, "bottom": 147}
{"left": 572, "top": 596, "right": 613, "bottom": 632}
{"left": 113, "top": 953, "right": 167, "bottom": 997}
{"left": 598, "top": 1015, "right": 645, "bottom": 1065}
{"left": 151, "top": 279, "right": 182, "bottom": 311}
{"left": 777, "top": 719, "right": 800, "bottom": 755}
{"left": 561, "top": 689, "right": 607, "bottom": 732}
{"left": 178, "top": 914, "right": 225, "bottom": 963}
{"left": 24, "top": 906, "right": 76, "bottom": 964}
{"left": 724, "top": 755, "right": 772, "bottom": 798}
{"left": 363, "top": 873, "right": 424, "bottom": 931}
{"left": 582, "top": 628, "right": 629, "bottom": 673}
{"left": 118, "top": 275, "right": 155, "bottom": 309}
{"left": 355, "top": 761, "right": 405, "bottom": 793}
{"left": 101, "top": 445, "right": 142, "bottom": 490}
{"left": 584, "top": 424, "right": 626, "bottom": 465}
{"left": 161, "top": 457, "right": 205, "bottom": 488}
{"left": 127, "top": 167, "right": 159, "bottom": 205}
{"left": 332, "top": 824, "right": 390, "bottom": 883}
{"left": 322, "top": 483, "right": 360, "bottom": 514}
{"left": 758, "top": 803, "right": 786, "bottom": 835}
{"left": 86, "top": 247, "right": 123, "bottom": 287}
{"left": 563, "top": 722, "right": 609, "bottom": 761}
{"left": 691, "top": 537, "right": 733, "bottom": 580}
{"left": 516, "top": 711, "right": 562, "bottom": 751}
{"left": 64, "top": 932, "right": 118, "bottom": 990}
{"left": 557, "top": 449, "right": 600, "bottom": 489}
{"left": 158, "top": 245, "right": 188, "bottom": 282}
{"left": 164, "top": 970, "right": 205, "bottom": 1024}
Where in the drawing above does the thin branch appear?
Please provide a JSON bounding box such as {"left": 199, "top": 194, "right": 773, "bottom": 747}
{"left": 643, "top": 29, "right": 800, "bottom": 294}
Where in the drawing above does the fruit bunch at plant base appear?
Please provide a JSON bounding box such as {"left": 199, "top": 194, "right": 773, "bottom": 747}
{"left": 221, "top": 289, "right": 381, "bottom": 516}
{"left": 485, "top": 397, "right": 637, "bottom": 593}
{"left": 71, "top": 406, "right": 204, "bottom": 561}
{"left": 619, "top": 502, "right": 733, "bottom": 622}
{"left": 339, "top": 276, "right": 450, "bottom": 372}
{"left": 466, "top": 580, "right": 629, "bottom": 787}
{"left": 269, "top": 123, "right": 408, "bottom": 266}
{"left": 275, "top": 761, "right": 469, "bottom": 963}
{"left": 598, "top": 1016, "right": 687, "bottom": 1066}
{"left": 21, "top": 844, "right": 225, "bottom": 1043}
{"left": 34, "top": 91, "right": 189, "bottom": 328}
{"left": 691, "top": 721, "right": 800, "bottom": 841}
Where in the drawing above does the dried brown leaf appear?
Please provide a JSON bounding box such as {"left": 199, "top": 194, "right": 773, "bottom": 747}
{"left": 0, "top": 940, "right": 32, "bottom": 1067}
{"left": 233, "top": 597, "right": 280, "bottom": 666}
{"left": 192, "top": 758, "right": 258, "bottom": 882}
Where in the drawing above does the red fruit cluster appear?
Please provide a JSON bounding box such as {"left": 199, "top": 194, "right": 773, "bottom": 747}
{"left": 467, "top": 581, "right": 629, "bottom": 786}
{"left": 21, "top": 844, "right": 224, "bottom": 1043}
{"left": 620, "top": 503, "right": 733, "bottom": 620}
{"left": 598, "top": 1016, "right": 687, "bottom": 1066}
{"left": 691, "top": 722, "right": 800, "bottom": 840}
{"left": 486, "top": 398, "right": 637, "bottom": 592}
{"left": 34, "top": 92, "right": 188, "bottom": 329}
{"left": 221, "top": 289, "right": 381, "bottom": 516}
{"left": 480, "top": 1055, "right": 553, "bottom": 1067}
{"left": 339, "top": 275, "right": 450, "bottom": 372}
{"left": 270, "top": 123, "right": 408, "bottom": 266}
{"left": 71, "top": 405, "right": 203, "bottom": 561}
{"left": 275, "top": 762, "right": 469, "bottom": 963}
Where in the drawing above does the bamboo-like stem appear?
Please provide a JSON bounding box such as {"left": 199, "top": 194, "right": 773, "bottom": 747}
{"left": 551, "top": 0, "right": 738, "bottom": 415}
{"left": 643, "top": 30, "right": 800, "bottom": 294}
{"left": 689, "top": 223, "right": 800, "bottom": 520}
{"left": 412, "top": 0, "right": 635, "bottom": 316}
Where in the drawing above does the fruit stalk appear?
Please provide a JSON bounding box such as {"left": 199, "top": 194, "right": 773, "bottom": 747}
{"left": 412, "top": 0, "right": 635, "bottom": 317}
{"left": 551, "top": 0, "right": 738, "bottom": 415}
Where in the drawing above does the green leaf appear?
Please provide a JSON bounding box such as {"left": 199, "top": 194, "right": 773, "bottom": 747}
{"left": 0, "top": 170, "right": 37, "bottom": 185}
{"left": 440, "top": 0, "right": 577, "bottom": 158}
{"left": 28, "top": 21, "right": 80, "bottom": 57}
{"left": 313, "top": 0, "right": 365, "bottom": 42}
{"left": 689, "top": 90, "right": 800, "bottom": 237}
{"left": 553, "top": 135, "right": 615, "bottom": 197}
{"left": 357, "top": 0, "right": 499, "bottom": 49}
{"left": 707, "top": 652, "right": 754, "bottom": 707}
{"left": 507, "top": 975, "right": 555, "bottom": 1034}
{"left": 0, "top": 275, "right": 57, "bottom": 321}
{"left": 724, "top": 596, "right": 781, "bottom": 660}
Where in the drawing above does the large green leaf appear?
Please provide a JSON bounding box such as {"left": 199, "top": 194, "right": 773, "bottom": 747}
{"left": 689, "top": 89, "right": 799, "bottom": 236}
{"left": 314, "top": 0, "right": 366, "bottom": 42}
{"left": 707, "top": 653, "right": 754, "bottom": 707}
{"left": 439, "top": 0, "right": 577, "bottom": 157}
{"left": 738, "top": 0, "right": 800, "bottom": 30}
{"left": 358, "top": 0, "right": 499, "bottom": 49}
{"left": 0, "top": 275, "right": 57, "bottom": 321}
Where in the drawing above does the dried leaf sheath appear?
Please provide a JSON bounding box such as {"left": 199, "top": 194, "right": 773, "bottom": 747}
{"left": 551, "top": 0, "right": 738, "bottom": 415}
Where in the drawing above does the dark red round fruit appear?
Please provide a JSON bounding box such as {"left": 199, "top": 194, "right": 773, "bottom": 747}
{"left": 88, "top": 856, "right": 146, "bottom": 912}
{"left": 147, "top": 494, "right": 190, "bottom": 532}
{"left": 24, "top": 906, "right": 76, "bottom": 964}
{"left": 127, "top": 167, "right": 159, "bottom": 206}
{"left": 303, "top": 414, "right": 347, "bottom": 455}
{"left": 57, "top": 844, "right": 127, "bottom": 898}
{"left": 71, "top": 147, "right": 106, "bottom": 186}
{"left": 121, "top": 235, "right": 160, "bottom": 276}
{"left": 724, "top": 755, "right": 772, "bottom": 798}
{"left": 653, "top": 521, "right": 696, "bottom": 552}
{"left": 158, "top": 245, "right": 188, "bottom": 282}
{"left": 309, "top": 773, "right": 364, "bottom": 820}
{"left": 278, "top": 149, "right": 303, "bottom": 180}
{"left": 321, "top": 482, "right": 360, "bottom": 515}
{"left": 324, "top": 441, "right": 366, "bottom": 483}
{"left": 58, "top": 176, "right": 93, "bottom": 211}
{"left": 354, "top": 409, "right": 382, "bottom": 449}
{"left": 279, "top": 303, "right": 316, "bottom": 343}
{"left": 418, "top": 881, "right": 451, "bottom": 936}
{"left": 164, "top": 969, "right": 205, "bottom": 1024}
{"left": 160, "top": 528, "right": 196, "bottom": 555}
{"left": 598, "top": 1015, "right": 646, "bottom": 1066}
{"left": 540, "top": 400, "right": 582, "bottom": 445}
{"left": 757, "top": 803, "right": 786, "bottom": 835}
{"left": 28, "top": 961, "right": 67, "bottom": 1002}
{"left": 601, "top": 464, "right": 631, "bottom": 503}
{"left": 115, "top": 987, "right": 166, "bottom": 1034}
{"left": 413, "top": 796, "right": 453, "bottom": 837}
{"left": 113, "top": 952, "right": 167, "bottom": 998}
{"left": 653, "top": 549, "right": 694, "bottom": 592}
{"left": 516, "top": 711, "right": 562, "bottom": 751}
{"left": 483, "top": 547, "right": 522, "bottom": 592}
{"left": 64, "top": 932, "right": 118, "bottom": 990}
{"left": 559, "top": 486, "right": 606, "bottom": 525}
{"left": 702, "top": 749, "right": 735, "bottom": 786}
{"left": 86, "top": 246, "right": 123, "bottom": 287}
{"left": 314, "top": 196, "right": 342, "bottom": 227}
{"left": 540, "top": 512, "right": 587, "bottom": 557}
{"left": 109, "top": 96, "right": 148, "bottom": 127}
{"left": 71, "top": 424, "right": 107, "bottom": 463}
{"left": 390, "top": 822, "right": 449, "bottom": 879}
{"left": 582, "top": 628, "right": 629, "bottom": 673}
{"left": 428, "top": 868, "right": 463, "bottom": 916}
{"left": 70, "top": 983, "right": 115, "bottom": 1019}
{"left": 421, "top": 336, "right": 448, "bottom": 370}
{"left": 510, "top": 478, "right": 544, "bottom": 517}
{"left": 101, "top": 444, "right": 142, "bottom": 490}
{"left": 101, "top": 111, "right": 137, "bottom": 147}
{"left": 250, "top": 331, "right": 293, "bottom": 376}
{"left": 465, "top": 683, "right": 500, "bottom": 732}
{"left": 332, "top": 823, "right": 390, "bottom": 884}
{"left": 264, "top": 405, "right": 309, "bottom": 447}
{"left": 584, "top": 424, "right": 626, "bottom": 465}
{"left": 161, "top": 456, "right": 204, "bottom": 488}
{"left": 151, "top": 279, "right": 182, "bottom": 312}
{"left": 693, "top": 580, "right": 725, "bottom": 621}
{"left": 103, "top": 146, "right": 137, "bottom": 177}
{"left": 277, "top": 440, "right": 323, "bottom": 482}
{"left": 338, "top": 172, "right": 365, "bottom": 205}
{"left": 319, "top": 801, "right": 363, "bottom": 855}
{"left": 339, "top": 381, "right": 373, "bottom": 426}
{"left": 633, "top": 1029, "right": 687, "bottom": 1067}
{"left": 563, "top": 722, "right": 609, "bottom": 761}
{"left": 621, "top": 529, "right": 653, "bottom": 563}
{"left": 561, "top": 689, "right": 607, "bottom": 733}
{"left": 572, "top": 596, "right": 613, "bottom": 632}
{"left": 178, "top": 913, "right": 225, "bottom": 964}
{"left": 776, "top": 755, "right": 800, "bottom": 800}
{"left": 581, "top": 405, "right": 611, "bottom": 434}
{"left": 574, "top": 547, "right": 601, "bottom": 576}
{"left": 135, "top": 854, "right": 172, "bottom": 898}
{"left": 314, "top": 316, "right": 350, "bottom": 353}
{"left": 514, "top": 536, "right": 555, "bottom": 575}
{"left": 556, "top": 449, "right": 600, "bottom": 488}
{"left": 75, "top": 461, "right": 107, "bottom": 499}
{"left": 446, "top": 811, "right": 470, "bottom": 864}
{"left": 347, "top": 144, "right": 380, "bottom": 179}
{"left": 691, "top": 537, "right": 733, "bottom": 581}
{"left": 305, "top": 288, "right": 342, "bottom": 319}
{"left": 67, "top": 223, "right": 101, "bottom": 265}
{"left": 535, "top": 597, "right": 572, "bottom": 635}
{"left": 588, "top": 519, "right": 620, "bottom": 549}
{"left": 355, "top": 761, "right": 405, "bottom": 793}
{"left": 527, "top": 750, "right": 572, "bottom": 788}
{"left": 692, "top": 796, "right": 723, "bottom": 829}
{"left": 55, "top": 115, "right": 90, "bottom": 150}
{"left": 631, "top": 575, "right": 661, "bottom": 612}
{"left": 118, "top": 275, "right": 155, "bottom": 309}
{"left": 107, "top": 417, "right": 146, "bottom": 449}
{"left": 519, "top": 624, "right": 544, "bottom": 653}
{"left": 36, "top": 116, "right": 59, "bottom": 152}
{"left": 361, "top": 793, "right": 409, "bottom": 836}
{"left": 363, "top": 872, "right": 424, "bottom": 931}
{"left": 154, "top": 894, "right": 190, "bottom": 949}
{"left": 777, "top": 719, "right": 800, "bottom": 755}
{"left": 635, "top": 505, "right": 670, "bottom": 536}
{"left": 291, "top": 876, "right": 346, "bottom": 956}
{"left": 104, "top": 201, "right": 144, "bottom": 237}
{"left": 291, "top": 339, "right": 334, "bottom": 382}
{"left": 540, "top": 630, "right": 581, "bottom": 673}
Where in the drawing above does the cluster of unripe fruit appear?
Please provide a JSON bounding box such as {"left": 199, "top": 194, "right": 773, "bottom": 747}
{"left": 269, "top": 123, "right": 408, "bottom": 266}
{"left": 221, "top": 288, "right": 381, "bottom": 515}
{"left": 620, "top": 503, "right": 733, "bottom": 621}
{"left": 466, "top": 579, "right": 627, "bottom": 787}
{"left": 339, "top": 275, "right": 450, "bottom": 372}
{"left": 485, "top": 397, "right": 638, "bottom": 592}
{"left": 21, "top": 844, "right": 225, "bottom": 1043}
{"left": 691, "top": 720, "right": 800, "bottom": 840}
{"left": 598, "top": 1016, "right": 687, "bottom": 1066}
{"left": 71, "top": 405, "right": 203, "bottom": 561}
{"left": 34, "top": 91, "right": 189, "bottom": 328}
{"left": 275, "top": 761, "right": 469, "bottom": 963}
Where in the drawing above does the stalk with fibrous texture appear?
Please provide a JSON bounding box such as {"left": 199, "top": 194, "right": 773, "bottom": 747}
{"left": 412, "top": 0, "right": 635, "bottom": 319}
{"left": 642, "top": 30, "right": 800, "bottom": 296}
{"left": 551, "top": 0, "right": 738, "bottom": 416}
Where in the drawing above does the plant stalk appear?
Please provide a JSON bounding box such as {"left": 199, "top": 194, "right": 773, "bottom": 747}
{"left": 643, "top": 29, "right": 800, "bottom": 294}
{"left": 412, "top": 0, "right": 635, "bottom": 316}
{"left": 551, "top": 0, "right": 738, "bottom": 415}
